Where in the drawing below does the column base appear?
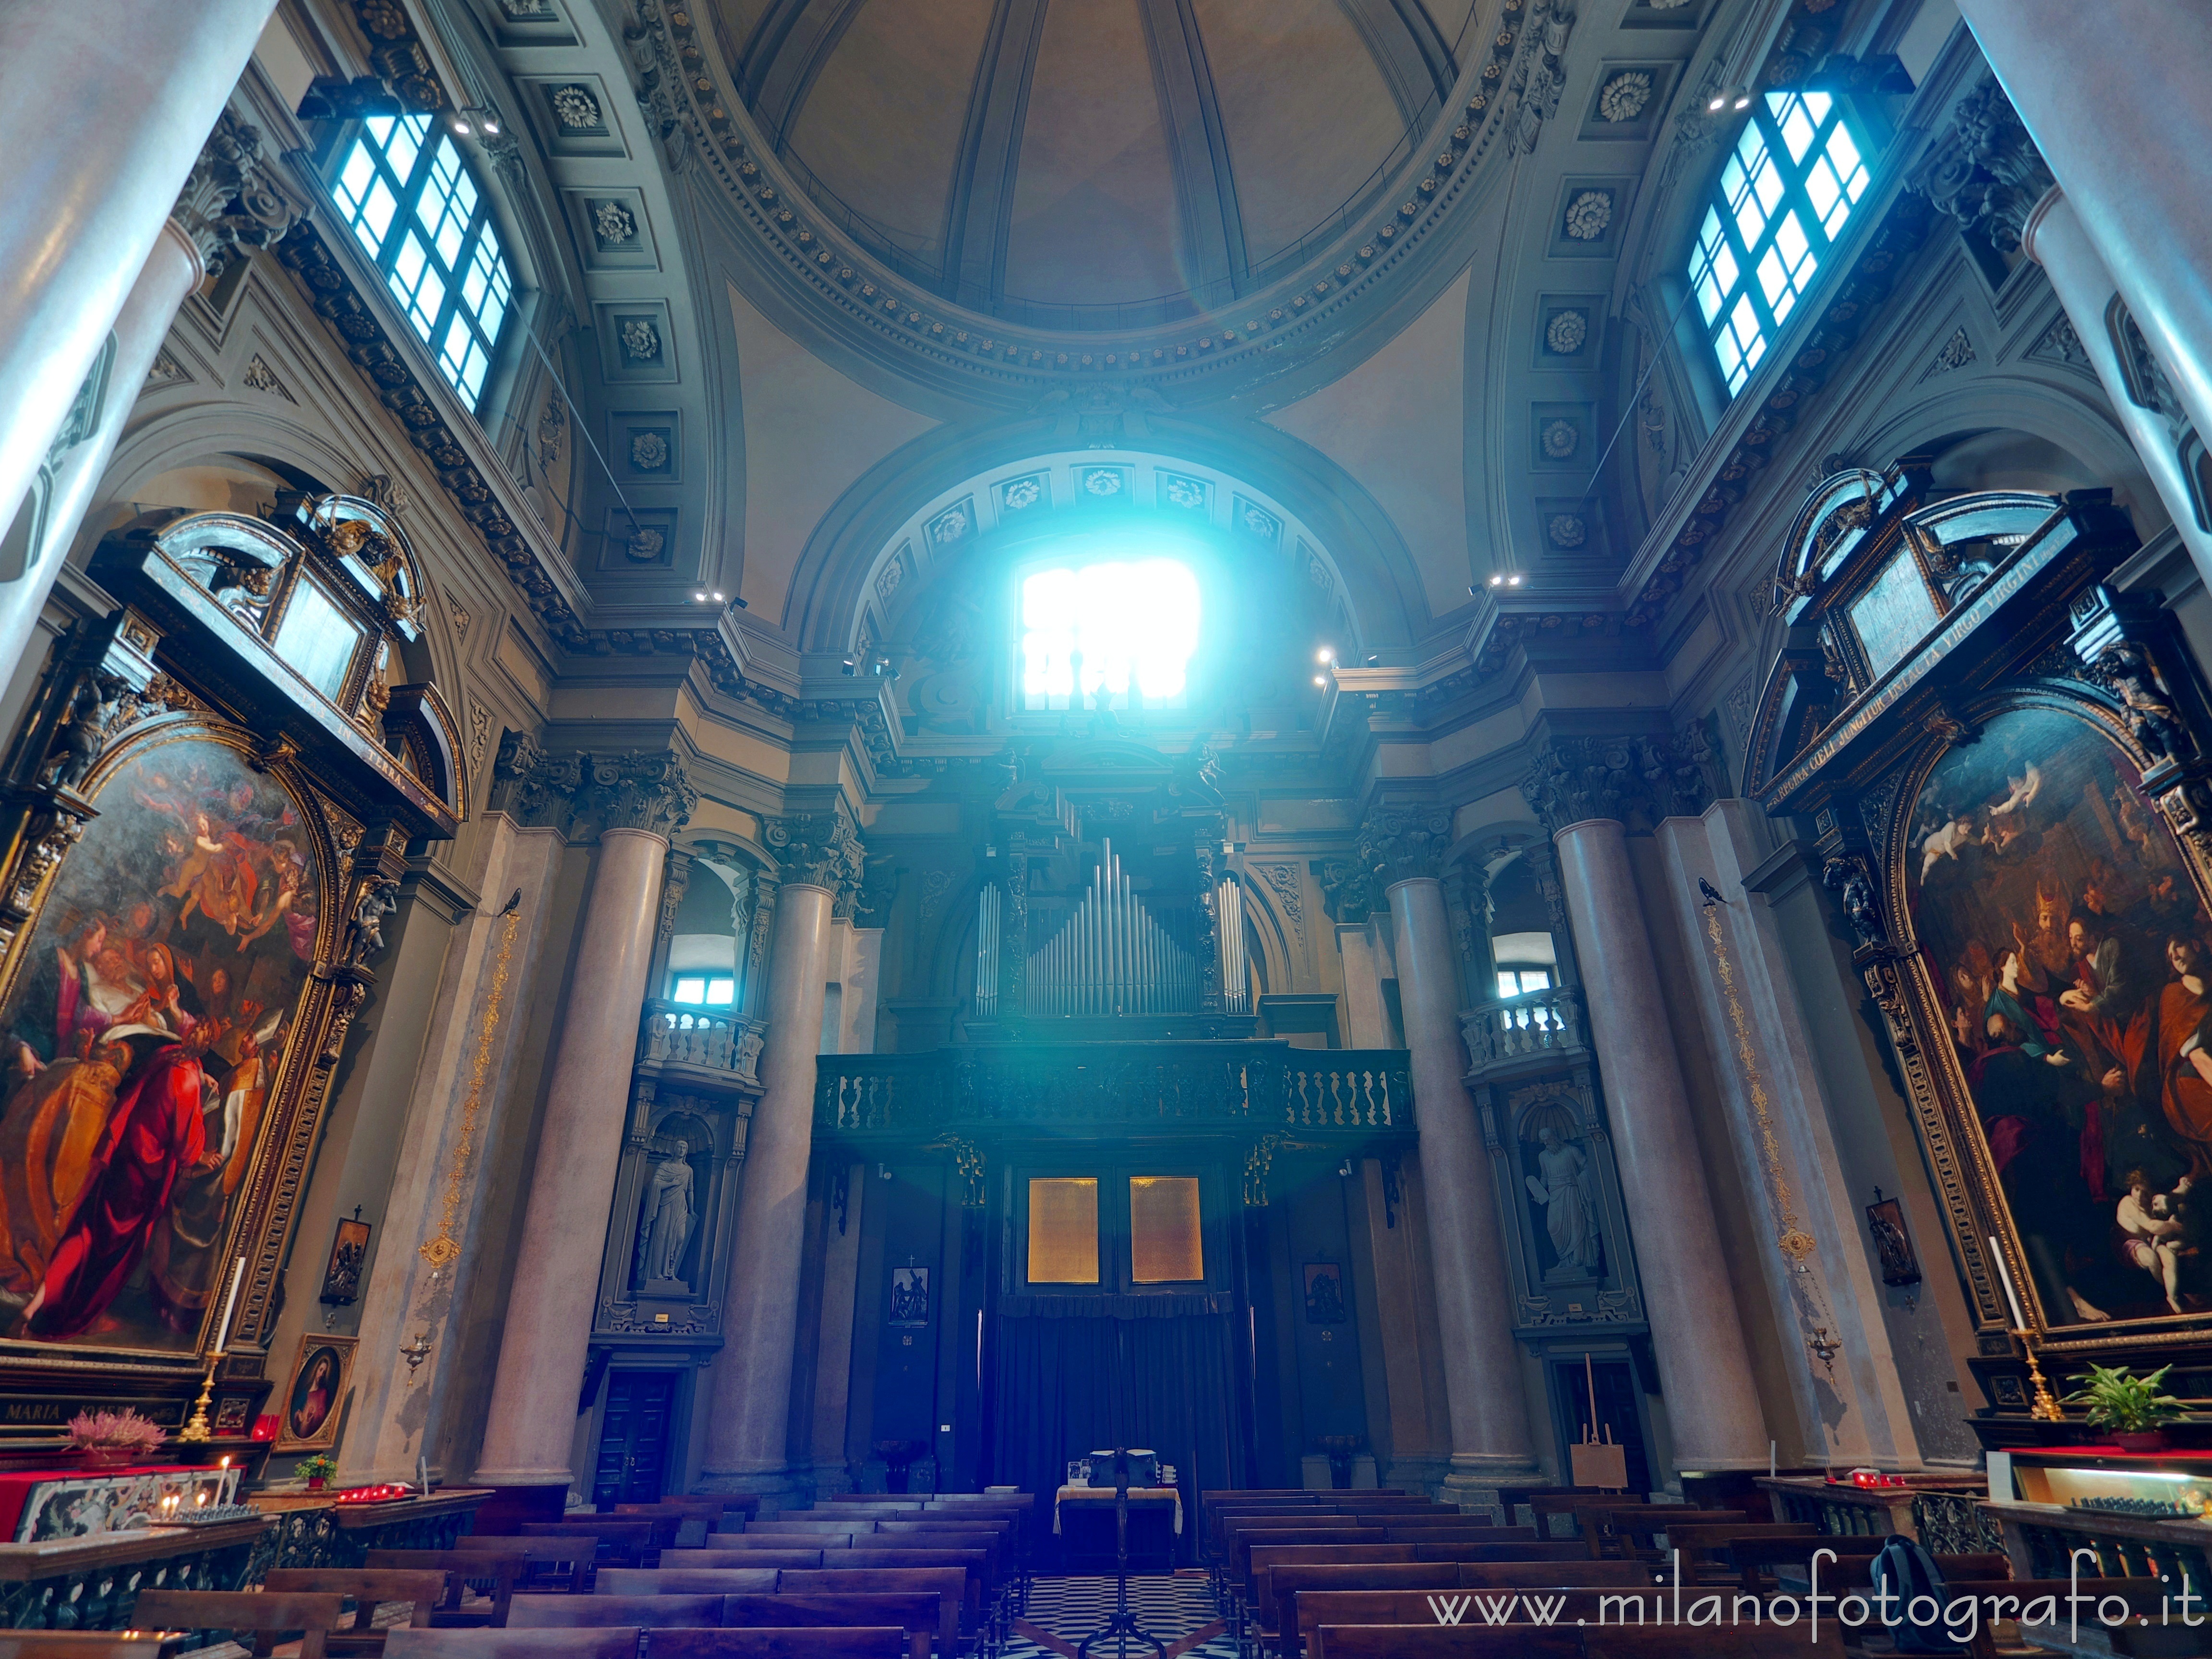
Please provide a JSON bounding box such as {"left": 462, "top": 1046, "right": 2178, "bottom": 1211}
{"left": 1381, "top": 1454, "right": 1454, "bottom": 1500}
{"left": 1442, "top": 1453, "right": 1543, "bottom": 1524}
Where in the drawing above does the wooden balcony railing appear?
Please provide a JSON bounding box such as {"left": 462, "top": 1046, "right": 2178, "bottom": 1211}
{"left": 814, "top": 1042, "right": 1414, "bottom": 1139}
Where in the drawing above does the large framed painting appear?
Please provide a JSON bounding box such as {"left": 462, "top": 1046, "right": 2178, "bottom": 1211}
{"left": 274, "top": 1333, "right": 356, "bottom": 1452}
{"left": 0, "top": 729, "right": 329, "bottom": 1354}
{"left": 1905, "top": 703, "right": 2211, "bottom": 1328}
{"left": 0, "top": 492, "right": 463, "bottom": 1433}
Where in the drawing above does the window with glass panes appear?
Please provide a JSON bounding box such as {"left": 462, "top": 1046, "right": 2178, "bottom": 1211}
{"left": 1688, "top": 92, "right": 1871, "bottom": 396}
{"left": 333, "top": 114, "right": 516, "bottom": 406}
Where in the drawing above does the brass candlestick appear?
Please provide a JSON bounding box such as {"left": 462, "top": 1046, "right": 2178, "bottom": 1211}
{"left": 178, "top": 1364, "right": 217, "bottom": 1443}
{"left": 2016, "top": 1327, "right": 2066, "bottom": 1422}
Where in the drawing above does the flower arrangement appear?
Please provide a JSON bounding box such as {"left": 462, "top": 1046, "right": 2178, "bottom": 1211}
{"left": 64, "top": 1409, "right": 165, "bottom": 1467}
{"left": 295, "top": 1454, "right": 340, "bottom": 1489}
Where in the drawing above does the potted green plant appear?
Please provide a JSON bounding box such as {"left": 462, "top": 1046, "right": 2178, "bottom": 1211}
{"left": 294, "top": 1454, "right": 339, "bottom": 1491}
{"left": 2063, "top": 1362, "right": 2187, "bottom": 1451}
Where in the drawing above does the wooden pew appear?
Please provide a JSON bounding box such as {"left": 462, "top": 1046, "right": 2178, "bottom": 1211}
{"left": 1261, "top": 1558, "right": 1659, "bottom": 1652}
{"left": 128, "top": 1590, "right": 349, "bottom": 1659}
{"left": 1530, "top": 1493, "right": 1646, "bottom": 1540}
{"left": 365, "top": 1550, "right": 527, "bottom": 1627}
{"left": 509, "top": 1592, "right": 726, "bottom": 1628}
{"left": 264, "top": 1569, "right": 451, "bottom": 1655}
{"left": 1940, "top": 1577, "right": 2165, "bottom": 1659}
{"left": 1585, "top": 1510, "right": 1749, "bottom": 1561}
{"left": 1716, "top": 1536, "right": 1878, "bottom": 1593}
{"left": 720, "top": 1593, "right": 940, "bottom": 1659}
{"left": 383, "top": 1634, "right": 638, "bottom": 1659}
{"left": 595, "top": 1570, "right": 780, "bottom": 1597}
{"left": 777, "top": 1567, "right": 968, "bottom": 1656}
{"left": 1658, "top": 1525, "right": 1815, "bottom": 1585}
{"left": 651, "top": 1547, "right": 830, "bottom": 1569}
{"left": 648, "top": 1633, "right": 907, "bottom": 1659}
{"left": 1310, "top": 1624, "right": 1848, "bottom": 1659}
{"left": 524, "top": 1516, "right": 668, "bottom": 1566}
{"left": 0, "top": 1638, "right": 189, "bottom": 1658}
{"left": 453, "top": 1536, "right": 600, "bottom": 1594}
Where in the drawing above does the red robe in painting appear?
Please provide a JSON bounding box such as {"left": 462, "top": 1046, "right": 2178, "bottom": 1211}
{"left": 24, "top": 1044, "right": 205, "bottom": 1339}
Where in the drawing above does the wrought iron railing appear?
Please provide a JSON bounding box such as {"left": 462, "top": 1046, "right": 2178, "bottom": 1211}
{"left": 639, "top": 1000, "right": 761, "bottom": 1081}
{"left": 815, "top": 1043, "right": 1413, "bottom": 1137}
{"left": 1461, "top": 987, "right": 1587, "bottom": 1070}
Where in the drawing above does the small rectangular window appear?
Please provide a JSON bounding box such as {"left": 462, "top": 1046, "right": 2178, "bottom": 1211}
{"left": 704, "top": 977, "right": 735, "bottom": 1006}
{"left": 1028, "top": 1178, "right": 1100, "bottom": 1283}
{"left": 671, "top": 975, "right": 706, "bottom": 1005}
{"left": 1129, "top": 1177, "right": 1203, "bottom": 1284}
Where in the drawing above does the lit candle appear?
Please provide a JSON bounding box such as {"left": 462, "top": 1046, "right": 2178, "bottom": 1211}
{"left": 213, "top": 1257, "right": 246, "bottom": 1353}
{"left": 1987, "top": 1237, "right": 2028, "bottom": 1330}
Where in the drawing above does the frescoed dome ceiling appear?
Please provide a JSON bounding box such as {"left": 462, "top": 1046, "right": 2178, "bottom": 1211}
{"left": 708, "top": 0, "right": 1480, "bottom": 325}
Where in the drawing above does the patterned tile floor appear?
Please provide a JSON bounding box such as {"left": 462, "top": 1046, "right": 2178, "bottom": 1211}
{"left": 1003, "top": 1573, "right": 1238, "bottom": 1658}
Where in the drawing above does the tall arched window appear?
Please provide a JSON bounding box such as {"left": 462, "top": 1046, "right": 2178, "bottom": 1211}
{"left": 334, "top": 114, "right": 516, "bottom": 406}
{"left": 1019, "top": 556, "right": 1202, "bottom": 712}
{"left": 1688, "top": 92, "right": 1871, "bottom": 396}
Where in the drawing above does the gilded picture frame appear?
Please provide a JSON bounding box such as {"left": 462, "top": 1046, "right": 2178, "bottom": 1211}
{"left": 273, "top": 1333, "right": 357, "bottom": 1452}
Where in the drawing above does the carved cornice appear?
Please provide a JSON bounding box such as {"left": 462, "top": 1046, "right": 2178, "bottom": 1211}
{"left": 1520, "top": 727, "right": 1720, "bottom": 835}
{"left": 1355, "top": 803, "right": 1455, "bottom": 891}
{"left": 763, "top": 807, "right": 865, "bottom": 911}
{"left": 1907, "top": 77, "right": 2055, "bottom": 256}
{"left": 489, "top": 737, "right": 694, "bottom": 841}
{"left": 173, "top": 109, "right": 312, "bottom": 280}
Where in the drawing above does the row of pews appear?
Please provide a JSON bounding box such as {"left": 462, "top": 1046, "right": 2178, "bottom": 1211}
{"left": 0, "top": 1492, "right": 1027, "bottom": 1658}
{"left": 1203, "top": 1486, "right": 2175, "bottom": 1659}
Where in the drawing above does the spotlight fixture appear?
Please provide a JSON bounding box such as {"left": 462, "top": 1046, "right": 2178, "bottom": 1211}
{"left": 1489, "top": 574, "right": 1505, "bottom": 587}
{"left": 693, "top": 591, "right": 707, "bottom": 601}
{"left": 448, "top": 111, "right": 472, "bottom": 136}
{"left": 447, "top": 106, "right": 502, "bottom": 137}
{"left": 1708, "top": 86, "right": 1751, "bottom": 112}
{"left": 1312, "top": 674, "right": 1327, "bottom": 687}
{"left": 1316, "top": 647, "right": 1334, "bottom": 663}
{"left": 1734, "top": 92, "right": 1753, "bottom": 109}
{"left": 841, "top": 657, "right": 858, "bottom": 675}
{"left": 1507, "top": 574, "right": 1525, "bottom": 587}
{"left": 711, "top": 590, "right": 725, "bottom": 602}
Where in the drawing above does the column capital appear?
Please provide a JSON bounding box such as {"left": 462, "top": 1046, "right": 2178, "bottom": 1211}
{"left": 1355, "top": 801, "right": 1455, "bottom": 893}
{"left": 170, "top": 107, "right": 311, "bottom": 282}
{"left": 1520, "top": 726, "right": 1720, "bottom": 837}
{"left": 763, "top": 805, "right": 865, "bottom": 913}
{"left": 488, "top": 735, "right": 695, "bottom": 841}
{"left": 1906, "top": 76, "right": 2054, "bottom": 256}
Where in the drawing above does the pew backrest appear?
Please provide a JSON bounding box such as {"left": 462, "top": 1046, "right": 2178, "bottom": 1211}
{"left": 776, "top": 1567, "right": 967, "bottom": 1652}
{"left": 510, "top": 1593, "right": 725, "bottom": 1628}
{"left": 383, "top": 1632, "right": 638, "bottom": 1659}
{"left": 595, "top": 1570, "right": 780, "bottom": 1596}
{"left": 645, "top": 1632, "right": 908, "bottom": 1659}
{"left": 720, "top": 1593, "right": 938, "bottom": 1659}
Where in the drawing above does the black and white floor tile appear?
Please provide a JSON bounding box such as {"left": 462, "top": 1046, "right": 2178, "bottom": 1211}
{"left": 1003, "top": 1573, "right": 1238, "bottom": 1658}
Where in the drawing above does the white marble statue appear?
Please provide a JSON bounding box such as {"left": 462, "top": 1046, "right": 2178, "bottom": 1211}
{"left": 636, "top": 1143, "right": 695, "bottom": 1285}
{"left": 1525, "top": 1124, "right": 1601, "bottom": 1273}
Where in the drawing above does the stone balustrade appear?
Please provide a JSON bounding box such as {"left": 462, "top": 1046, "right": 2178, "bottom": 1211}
{"left": 1460, "top": 986, "right": 1588, "bottom": 1073}
{"left": 639, "top": 999, "right": 762, "bottom": 1082}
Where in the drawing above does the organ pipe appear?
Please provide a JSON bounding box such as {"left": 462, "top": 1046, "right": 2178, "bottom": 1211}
{"left": 974, "top": 883, "right": 1000, "bottom": 1018}
{"left": 1024, "top": 838, "right": 1200, "bottom": 1016}
{"left": 1216, "top": 876, "right": 1250, "bottom": 1015}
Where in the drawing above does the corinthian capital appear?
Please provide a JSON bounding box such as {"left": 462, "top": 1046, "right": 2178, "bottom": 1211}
{"left": 1907, "top": 77, "right": 2055, "bottom": 255}
{"left": 172, "top": 108, "right": 311, "bottom": 280}
{"left": 1355, "top": 803, "right": 1455, "bottom": 891}
{"left": 487, "top": 740, "right": 693, "bottom": 839}
{"left": 590, "top": 751, "right": 696, "bottom": 837}
{"left": 763, "top": 807, "right": 865, "bottom": 909}
{"left": 1521, "top": 726, "right": 1720, "bottom": 835}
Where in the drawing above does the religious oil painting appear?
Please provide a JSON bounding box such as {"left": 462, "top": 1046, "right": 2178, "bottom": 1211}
{"left": 1302, "top": 1262, "right": 1347, "bottom": 1324}
{"left": 888, "top": 1265, "right": 930, "bottom": 1328}
{"left": 0, "top": 735, "right": 321, "bottom": 1355}
{"left": 1910, "top": 705, "right": 2212, "bottom": 1326}
{"left": 276, "top": 1334, "right": 355, "bottom": 1452}
{"left": 319, "top": 1215, "right": 371, "bottom": 1305}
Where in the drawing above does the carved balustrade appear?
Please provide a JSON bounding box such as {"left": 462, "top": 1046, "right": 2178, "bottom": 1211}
{"left": 815, "top": 1041, "right": 1414, "bottom": 1144}
{"left": 638, "top": 998, "right": 761, "bottom": 1086}
{"left": 1461, "top": 986, "right": 1588, "bottom": 1073}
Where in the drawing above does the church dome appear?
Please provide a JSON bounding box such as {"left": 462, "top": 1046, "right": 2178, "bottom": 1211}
{"left": 710, "top": 0, "right": 1478, "bottom": 327}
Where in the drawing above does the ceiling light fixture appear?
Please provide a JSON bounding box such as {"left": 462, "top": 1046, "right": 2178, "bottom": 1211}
{"left": 447, "top": 112, "right": 473, "bottom": 136}
{"left": 1489, "top": 574, "right": 1505, "bottom": 587}
{"left": 1507, "top": 574, "right": 1525, "bottom": 587}
{"left": 1316, "top": 647, "right": 1334, "bottom": 663}
{"left": 1312, "top": 674, "right": 1327, "bottom": 687}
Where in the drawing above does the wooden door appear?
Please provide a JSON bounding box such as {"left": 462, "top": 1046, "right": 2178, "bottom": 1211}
{"left": 592, "top": 1370, "right": 678, "bottom": 1507}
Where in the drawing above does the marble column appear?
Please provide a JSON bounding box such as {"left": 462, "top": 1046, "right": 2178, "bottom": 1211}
{"left": 476, "top": 754, "right": 695, "bottom": 1494}
{"left": 1362, "top": 806, "right": 1537, "bottom": 1504}
{"left": 0, "top": 2, "right": 277, "bottom": 602}
{"left": 1950, "top": 0, "right": 2212, "bottom": 449}
{"left": 2020, "top": 187, "right": 2212, "bottom": 579}
{"left": 1550, "top": 816, "right": 1767, "bottom": 1468}
{"left": 701, "top": 810, "right": 861, "bottom": 1492}
{"left": 0, "top": 109, "right": 306, "bottom": 680}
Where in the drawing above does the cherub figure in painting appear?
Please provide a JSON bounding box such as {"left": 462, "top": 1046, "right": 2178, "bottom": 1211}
{"left": 2118, "top": 1171, "right": 2190, "bottom": 1313}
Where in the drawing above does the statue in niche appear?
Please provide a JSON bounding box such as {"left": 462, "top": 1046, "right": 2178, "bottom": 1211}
{"left": 634, "top": 1139, "right": 695, "bottom": 1290}
{"left": 1520, "top": 1099, "right": 1602, "bottom": 1279}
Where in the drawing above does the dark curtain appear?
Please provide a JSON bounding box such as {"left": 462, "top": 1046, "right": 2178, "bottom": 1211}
{"left": 987, "top": 1304, "right": 1243, "bottom": 1527}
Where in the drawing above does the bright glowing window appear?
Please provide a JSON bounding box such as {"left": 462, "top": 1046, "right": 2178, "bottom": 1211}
{"left": 1688, "top": 92, "right": 1871, "bottom": 396}
{"left": 1496, "top": 968, "right": 1553, "bottom": 998}
{"left": 1020, "top": 557, "right": 1201, "bottom": 711}
{"left": 671, "top": 974, "right": 735, "bottom": 1006}
{"left": 334, "top": 114, "right": 515, "bottom": 407}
